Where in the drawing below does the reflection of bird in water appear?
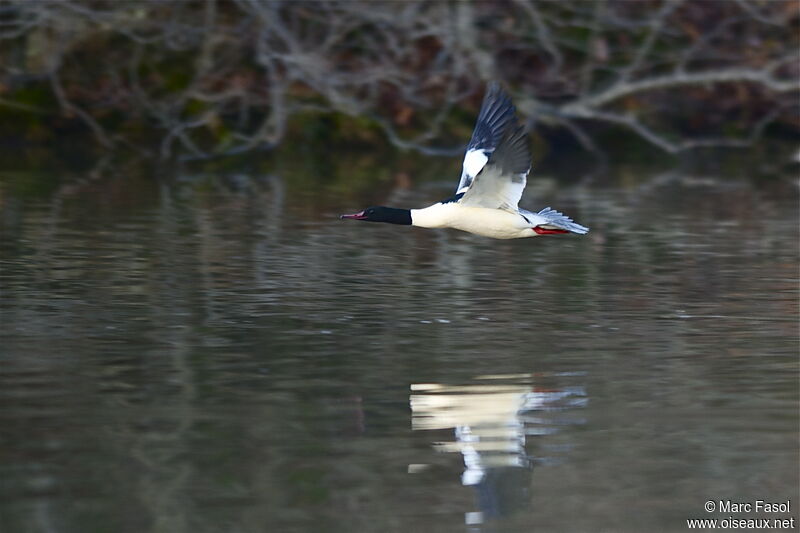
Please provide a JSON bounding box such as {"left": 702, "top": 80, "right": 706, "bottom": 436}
{"left": 410, "top": 378, "right": 586, "bottom": 525}
{"left": 342, "top": 83, "right": 589, "bottom": 239}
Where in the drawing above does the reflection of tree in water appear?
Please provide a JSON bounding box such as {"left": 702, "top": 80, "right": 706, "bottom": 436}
{"left": 410, "top": 377, "right": 587, "bottom": 526}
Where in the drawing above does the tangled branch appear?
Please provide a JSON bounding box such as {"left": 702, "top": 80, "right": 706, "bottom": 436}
{"left": 0, "top": 0, "right": 797, "bottom": 158}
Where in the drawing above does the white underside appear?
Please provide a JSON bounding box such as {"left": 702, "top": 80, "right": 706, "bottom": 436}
{"left": 411, "top": 203, "right": 544, "bottom": 239}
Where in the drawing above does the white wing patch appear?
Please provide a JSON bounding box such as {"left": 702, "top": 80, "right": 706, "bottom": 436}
{"left": 463, "top": 149, "right": 489, "bottom": 178}
{"left": 459, "top": 164, "right": 527, "bottom": 210}
{"left": 456, "top": 149, "right": 490, "bottom": 194}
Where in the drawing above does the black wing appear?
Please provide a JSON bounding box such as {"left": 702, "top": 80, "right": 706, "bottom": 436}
{"left": 459, "top": 124, "right": 530, "bottom": 210}
{"left": 454, "top": 83, "right": 519, "bottom": 194}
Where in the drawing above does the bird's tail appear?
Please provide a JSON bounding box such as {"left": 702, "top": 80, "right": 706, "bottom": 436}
{"left": 536, "top": 207, "right": 590, "bottom": 234}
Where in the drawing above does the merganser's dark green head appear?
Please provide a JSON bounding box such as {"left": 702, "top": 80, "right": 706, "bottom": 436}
{"left": 340, "top": 206, "right": 411, "bottom": 225}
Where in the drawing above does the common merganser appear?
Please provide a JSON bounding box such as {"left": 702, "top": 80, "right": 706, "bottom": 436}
{"left": 341, "top": 83, "right": 589, "bottom": 239}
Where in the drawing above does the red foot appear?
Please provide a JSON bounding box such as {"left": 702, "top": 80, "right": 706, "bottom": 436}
{"left": 533, "top": 226, "right": 569, "bottom": 235}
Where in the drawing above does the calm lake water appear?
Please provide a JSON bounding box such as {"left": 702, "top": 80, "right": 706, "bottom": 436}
{"left": 1, "top": 154, "right": 798, "bottom": 533}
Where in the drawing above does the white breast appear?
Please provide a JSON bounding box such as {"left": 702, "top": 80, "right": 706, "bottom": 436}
{"left": 410, "top": 203, "right": 533, "bottom": 239}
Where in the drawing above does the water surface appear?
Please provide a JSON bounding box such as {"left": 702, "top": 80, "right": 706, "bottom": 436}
{"left": 1, "top": 159, "right": 798, "bottom": 532}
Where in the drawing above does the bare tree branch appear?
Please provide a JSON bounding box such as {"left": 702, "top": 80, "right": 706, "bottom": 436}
{"left": 1, "top": 0, "right": 797, "bottom": 158}
{"left": 566, "top": 67, "right": 799, "bottom": 112}
{"left": 618, "top": 0, "right": 685, "bottom": 83}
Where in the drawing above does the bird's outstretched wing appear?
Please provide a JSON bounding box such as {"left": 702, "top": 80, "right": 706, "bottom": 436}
{"left": 459, "top": 124, "right": 530, "bottom": 210}
{"left": 454, "top": 82, "right": 519, "bottom": 195}
{"left": 456, "top": 84, "right": 530, "bottom": 210}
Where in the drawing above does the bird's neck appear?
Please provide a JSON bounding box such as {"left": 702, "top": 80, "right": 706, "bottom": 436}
{"left": 382, "top": 207, "right": 412, "bottom": 225}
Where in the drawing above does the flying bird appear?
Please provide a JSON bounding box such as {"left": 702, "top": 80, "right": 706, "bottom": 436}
{"left": 341, "top": 83, "right": 588, "bottom": 239}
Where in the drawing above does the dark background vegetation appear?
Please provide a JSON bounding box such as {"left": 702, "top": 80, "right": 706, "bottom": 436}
{"left": 0, "top": 0, "right": 798, "bottom": 163}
